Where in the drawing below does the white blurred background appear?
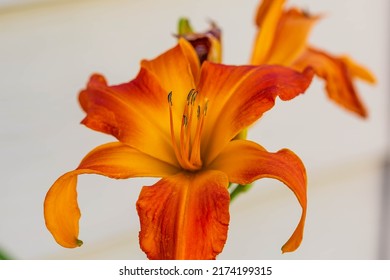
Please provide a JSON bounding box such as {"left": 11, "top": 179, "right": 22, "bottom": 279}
{"left": 0, "top": 0, "right": 389, "bottom": 259}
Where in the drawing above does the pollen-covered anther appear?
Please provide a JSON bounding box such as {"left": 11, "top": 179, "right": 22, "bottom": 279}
{"left": 167, "top": 90, "right": 207, "bottom": 171}
{"left": 182, "top": 115, "right": 188, "bottom": 127}
{"left": 168, "top": 91, "right": 173, "bottom": 106}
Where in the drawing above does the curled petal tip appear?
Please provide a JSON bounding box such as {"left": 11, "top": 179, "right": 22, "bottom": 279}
{"left": 281, "top": 244, "right": 296, "bottom": 254}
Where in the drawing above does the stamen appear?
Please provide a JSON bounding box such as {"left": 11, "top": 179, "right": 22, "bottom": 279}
{"left": 168, "top": 92, "right": 186, "bottom": 168}
{"left": 190, "top": 100, "right": 207, "bottom": 167}
{"left": 184, "top": 93, "right": 196, "bottom": 159}
{"left": 167, "top": 90, "right": 206, "bottom": 171}
{"left": 180, "top": 100, "right": 190, "bottom": 159}
{"left": 180, "top": 94, "right": 193, "bottom": 169}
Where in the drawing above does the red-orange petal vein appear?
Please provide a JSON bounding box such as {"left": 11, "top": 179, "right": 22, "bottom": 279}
{"left": 137, "top": 170, "right": 230, "bottom": 259}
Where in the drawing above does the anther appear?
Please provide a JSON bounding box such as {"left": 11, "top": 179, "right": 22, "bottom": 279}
{"left": 197, "top": 105, "right": 201, "bottom": 119}
{"left": 186, "top": 89, "right": 195, "bottom": 105}
{"left": 168, "top": 91, "right": 173, "bottom": 106}
{"left": 191, "top": 90, "right": 198, "bottom": 105}
{"left": 203, "top": 99, "right": 209, "bottom": 116}
{"left": 182, "top": 114, "right": 188, "bottom": 127}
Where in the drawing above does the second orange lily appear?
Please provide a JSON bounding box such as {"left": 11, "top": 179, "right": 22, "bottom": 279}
{"left": 251, "top": 0, "right": 376, "bottom": 117}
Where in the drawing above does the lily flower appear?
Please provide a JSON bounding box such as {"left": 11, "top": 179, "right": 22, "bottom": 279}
{"left": 44, "top": 39, "right": 313, "bottom": 259}
{"left": 251, "top": 0, "right": 376, "bottom": 118}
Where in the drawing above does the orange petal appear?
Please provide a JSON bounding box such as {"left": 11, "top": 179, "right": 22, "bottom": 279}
{"left": 198, "top": 62, "right": 314, "bottom": 165}
{"left": 255, "top": 0, "right": 285, "bottom": 27}
{"left": 293, "top": 47, "right": 370, "bottom": 117}
{"left": 141, "top": 38, "right": 200, "bottom": 116}
{"left": 251, "top": 0, "right": 285, "bottom": 64}
{"left": 209, "top": 140, "right": 307, "bottom": 253}
{"left": 265, "top": 9, "right": 320, "bottom": 65}
{"left": 137, "top": 170, "right": 230, "bottom": 259}
{"left": 79, "top": 70, "right": 177, "bottom": 165}
{"left": 44, "top": 142, "right": 179, "bottom": 248}
{"left": 340, "top": 55, "right": 376, "bottom": 84}
{"left": 44, "top": 171, "right": 82, "bottom": 248}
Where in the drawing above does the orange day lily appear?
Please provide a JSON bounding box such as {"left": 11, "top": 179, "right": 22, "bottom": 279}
{"left": 251, "top": 0, "right": 376, "bottom": 117}
{"left": 44, "top": 39, "right": 314, "bottom": 259}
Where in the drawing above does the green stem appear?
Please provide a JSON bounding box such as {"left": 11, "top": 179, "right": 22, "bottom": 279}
{"left": 229, "top": 183, "right": 253, "bottom": 202}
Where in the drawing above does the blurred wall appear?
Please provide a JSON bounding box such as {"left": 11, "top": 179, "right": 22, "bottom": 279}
{"left": 0, "top": 0, "right": 389, "bottom": 259}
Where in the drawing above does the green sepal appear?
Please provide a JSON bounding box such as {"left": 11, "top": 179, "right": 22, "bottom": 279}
{"left": 178, "top": 18, "right": 194, "bottom": 35}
